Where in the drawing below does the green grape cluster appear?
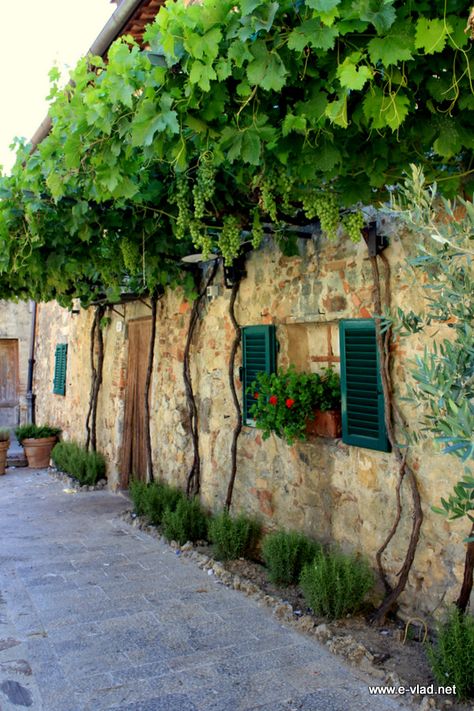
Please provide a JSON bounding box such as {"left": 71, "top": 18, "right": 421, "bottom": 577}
{"left": 174, "top": 174, "right": 191, "bottom": 240}
{"left": 192, "top": 158, "right": 215, "bottom": 220}
{"left": 275, "top": 169, "right": 295, "bottom": 213}
{"left": 120, "top": 237, "right": 141, "bottom": 273}
{"left": 302, "top": 193, "right": 340, "bottom": 239}
{"left": 251, "top": 210, "right": 264, "bottom": 249}
{"left": 342, "top": 210, "right": 365, "bottom": 242}
{"left": 259, "top": 177, "right": 278, "bottom": 222}
{"left": 189, "top": 219, "right": 213, "bottom": 258}
{"left": 219, "top": 215, "right": 242, "bottom": 264}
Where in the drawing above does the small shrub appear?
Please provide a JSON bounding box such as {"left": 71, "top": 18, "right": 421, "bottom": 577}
{"left": 51, "top": 441, "right": 106, "bottom": 485}
{"left": 129, "top": 478, "right": 149, "bottom": 516}
{"left": 426, "top": 607, "right": 474, "bottom": 700}
{"left": 162, "top": 497, "right": 208, "bottom": 545}
{"left": 16, "top": 424, "right": 62, "bottom": 443}
{"left": 300, "top": 549, "right": 374, "bottom": 620}
{"left": 143, "top": 481, "right": 185, "bottom": 525}
{"left": 208, "top": 511, "right": 261, "bottom": 560}
{"left": 0, "top": 429, "right": 10, "bottom": 442}
{"left": 262, "top": 530, "right": 321, "bottom": 585}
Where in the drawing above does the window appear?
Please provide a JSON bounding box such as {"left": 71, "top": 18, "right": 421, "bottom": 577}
{"left": 339, "top": 319, "right": 390, "bottom": 452}
{"left": 53, "top": 343, "right": 68, "bottom": 396}
{"left": 241, "top": 325, "right": 277, "bottom": 425}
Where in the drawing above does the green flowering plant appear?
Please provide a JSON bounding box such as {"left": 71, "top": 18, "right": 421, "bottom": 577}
{"left": 249, "top": 366, "right": 340, "bottom": 445}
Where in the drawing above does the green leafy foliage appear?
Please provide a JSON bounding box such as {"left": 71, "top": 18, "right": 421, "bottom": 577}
{"left": 162, "top": 497, "right": 208, "bottom": 545}
{"left": 208, "top": 511, "right": 261, "bottom": 560}
{"left": 143, "top": 481, "right": 185, "bottom": 525}
{"left": 250, "top": 366, "right": 340, "bottom": 445}
{"left": 129, "top": 479, "right": 149, "bottom": 517}
{"left": 426, "top": 607, "right": 474, "bottom": 700}
{"left": 15, "top": 424, "right": 62, "bottom": 443}
{"left": 0, "top": 429, "right": 10, "bottom": 442}
{"left": 262, "top": 530, "right": 321, "bottom": 585}
{"left": 51, "top": 441, "right": 106, "bottom": 486}
{"left": 300, "top": 550, "right": 375, "bottom": 619}
{"left": 0, "top": 0, "right": 473, "bottom": 304}
{"left": 390, "top": 167, "right": 474, "bottom": 532}
{"left": 128, "top": 478, "right": 185, "bottom": 523}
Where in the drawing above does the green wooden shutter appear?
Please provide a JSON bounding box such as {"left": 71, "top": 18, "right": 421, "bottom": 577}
{"left": 53, "top": 343, "right": 68, "bottom": 396}
{"left": 339, "top": 320, "right": 389, "bottom": 452}
{"left": 242, "top": 325, "right": 277, "bottom": 425}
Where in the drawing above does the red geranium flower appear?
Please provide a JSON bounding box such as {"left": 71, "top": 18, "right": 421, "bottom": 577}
{"left": 254, "top": 392, "right": 259, "bottom": 399}
{"left": 285, "top": 398, "right": 295, "bottom": 408}
{"left": 269, "top": 395, "right": 278, "bottom": 405}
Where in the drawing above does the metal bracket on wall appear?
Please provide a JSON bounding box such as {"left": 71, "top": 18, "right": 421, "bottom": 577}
{"left": 362, "top": 221, "right": 389, "bottom": 257}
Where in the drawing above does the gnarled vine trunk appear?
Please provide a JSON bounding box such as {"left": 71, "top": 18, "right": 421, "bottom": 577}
{"left": 144, "top": 294, "right": 158, "bottom": 483}
{"left": 85, "top": 304, "right": 106, "bottom": 452}
{"left": 370, "top": 254, "right": 423, "bottom": 624}
{"left": 225, "top": 280, "right": 242, "bottom": 512}
{"left": 184, "top": 261, "right": 219, "bottom": 498}
{"left": 456, "top": 522, "right": 474, "bottom": 613}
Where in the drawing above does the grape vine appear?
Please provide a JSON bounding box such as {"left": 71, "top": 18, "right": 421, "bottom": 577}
{"left": 0, "top": 0, "right": 471, "bottom": 303}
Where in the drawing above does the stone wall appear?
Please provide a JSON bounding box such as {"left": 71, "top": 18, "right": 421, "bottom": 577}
{"left": 32, "top": 227, "right": 467, "bottom": 619}
{"left": 0, "top": 300, "right": 33, "bottom": 426}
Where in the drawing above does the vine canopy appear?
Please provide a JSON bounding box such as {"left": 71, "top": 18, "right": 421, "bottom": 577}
{"left": 0, "top": 0, "right": 473, "bottom": 305}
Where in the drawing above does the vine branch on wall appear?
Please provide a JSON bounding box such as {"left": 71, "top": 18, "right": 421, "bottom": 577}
{"left": 225, "top": 280, "right": 242, "bottom": 512}
{"left": 144, "top": 293, "right": 158, "bottom": 483}
{"left": 85, "top": 304, "right": 106, "bottom": 452}
{"left": 183, "top": 260, "right": 219, "bottom": 498}
{"left": 370, "top": 253, "right": 423, "bottom": 625}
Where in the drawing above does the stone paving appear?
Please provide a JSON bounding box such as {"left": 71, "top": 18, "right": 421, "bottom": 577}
{"left": 0, "top": 469, "right": 409, "bottom": 711}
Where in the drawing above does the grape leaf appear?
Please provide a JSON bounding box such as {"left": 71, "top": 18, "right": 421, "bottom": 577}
{"left": 246, "top": 42, "right": 287, "bottom": 91}
{"left": 356, "top": 0, "right": 396, "bottom": 34}
{"left": 287, "top": 19, "right": 338, "bottom": 52}
{"left": 241, "top": 130, "right": 262, "bottom": 165}
{"left": 415, "top": 18, "right": 451, "bottom": 55}
{"left": 306, "top": 0, "right": 341, "bottom": 11}
{"left": 189, "top": 60, "right": 217, "bottom": 91}
{"left": 368, "top": 22, "right": 415, "bottom": 66}
{"left": 363, "top": 87, "right": 410, "bottom": 130}
{"left": 282, "top": 114, "right": 307, "bottom": 136}
{"left": 337, "top": 57, "right": 373, "bottom": 90}
{"left": 325, "top": 94, "right": 348, "bottom": 128}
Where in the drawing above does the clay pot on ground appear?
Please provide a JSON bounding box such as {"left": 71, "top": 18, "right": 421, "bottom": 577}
{"left": 0, "top": 439, "right": 9, "bottom": 475}
{"left": 306, "top": 409, "right": 342, "bottom": 438}
{"left": 22, "top": 437, "right": 57, "bottom": 468}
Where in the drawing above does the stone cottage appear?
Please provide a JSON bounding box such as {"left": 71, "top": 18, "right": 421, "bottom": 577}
{"left": 31, "top": 220, "right": 467, "bottom": 619}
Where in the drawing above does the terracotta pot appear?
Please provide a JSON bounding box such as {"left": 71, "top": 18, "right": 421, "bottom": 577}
{"left": 306, "top": 409, "right": 342, "bottom": 438}
{"left": 22, "top": 437, "right": 57, "bottom": 468}
{"left": 0, "top": 440, "right": 9, "bottom": 475}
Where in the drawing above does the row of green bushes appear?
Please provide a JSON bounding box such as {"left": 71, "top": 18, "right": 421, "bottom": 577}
{"left": 129, "top": 479, "right": 373, "bottom": 620}
{"left": 51, "top": 441, "right": 106, "bottom": 486}
{"left": 130, "top": 478, "right": 474, "bottom": 700}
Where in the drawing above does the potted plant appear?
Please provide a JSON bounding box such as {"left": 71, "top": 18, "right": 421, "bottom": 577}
{"left": 249, "top": 366, "right": 341, "bottom": 445}
{"left": 306, "top": 366, "right": 342, "bottom": 438}
{"left": 15, "top": 424, "right": 62, "bottom": 468}
{"left": 0, "top": 429, "right": 10, "bottom": 475}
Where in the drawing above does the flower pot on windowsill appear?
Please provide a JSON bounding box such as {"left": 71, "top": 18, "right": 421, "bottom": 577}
{"left": 0, "top": 439, "right": 9, "bottom": 475}
{"left": 306, "top": 409, "right": 342, "bottom": 438}
{"left": 22, "top": 437, "right": 58, "bottom": 468}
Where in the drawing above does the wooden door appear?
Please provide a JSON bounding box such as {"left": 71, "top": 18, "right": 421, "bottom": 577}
{"left": 0, "top": 340, "right": 19, "bottom": 428}
{"left": 120, "top": 319, "right": 152, "bottom": 487}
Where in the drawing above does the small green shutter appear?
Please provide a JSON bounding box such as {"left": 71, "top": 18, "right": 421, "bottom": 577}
{"left": 242, "top": 325, "right": 277, "bottom": 425}
{"left": 53, "top": 343, "right": 68, "bottom": 396}
{"left": 339, "top": 319, "right": 389, "bottom": 452}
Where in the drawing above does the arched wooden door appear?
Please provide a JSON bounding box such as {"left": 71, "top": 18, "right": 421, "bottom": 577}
{"left": 120, "top": 319, "right": 152, "bottom": 488}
